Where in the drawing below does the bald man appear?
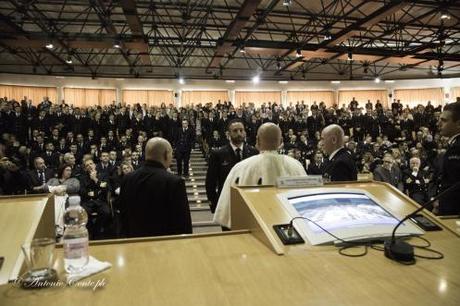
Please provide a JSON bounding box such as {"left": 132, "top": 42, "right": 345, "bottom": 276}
{"left": 321, "top": 124, "right": 357, "bottom": 182}
{"left": 119, "top": 137, "right": 192, "bottom": 238}
{"left": 213, "top": 123, "right": 306, "bottom": 229}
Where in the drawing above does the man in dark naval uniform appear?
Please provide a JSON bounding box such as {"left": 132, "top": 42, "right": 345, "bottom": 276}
{"left": 321, "top": 124, "right": 358, "bottom": 182}
{"left": 174, "top": 119, "right": 195, "bottom": 177}
{"left": 205, "top": 119, "right": 258, "bottom": 213}
{"left": 434, "top": 102, "right": 460, "bottom": 215}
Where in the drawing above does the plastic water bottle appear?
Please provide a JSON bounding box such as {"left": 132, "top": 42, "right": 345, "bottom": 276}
{"left": 63, "top": 195, "right": 89, "bottom": 273}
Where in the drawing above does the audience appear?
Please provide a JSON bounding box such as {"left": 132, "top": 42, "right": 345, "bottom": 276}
{"left": 0, "top": 95, "right": 457, "bottom": 236}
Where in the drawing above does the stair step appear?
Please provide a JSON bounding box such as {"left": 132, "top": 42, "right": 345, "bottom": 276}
{"left": 189, "top": 201, "right": 210, "bottom": 209}
{"left": 191, "top": 209, "right": 213, "bottom": 223}
{"left": 188, "top": 196, "right": 209, "bottom": 202}
{"left": 192, "top": 226, "right": 222, "bottom": 234}
{"left": 192, "top": 221, "right": 219, "bottom": 227}
{"left": 186, "top": 182, "right": 205, "bottom": 188}
{"left": 187, "top": 188, "right": 206, "bottom": 195}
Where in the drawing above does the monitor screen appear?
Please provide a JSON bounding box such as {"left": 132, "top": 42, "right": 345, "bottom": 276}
{"left": 278, "top": 188, "right": 424, "bottom": 245}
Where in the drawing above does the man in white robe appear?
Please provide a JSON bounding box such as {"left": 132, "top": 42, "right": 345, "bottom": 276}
{"left": 213, "top": 123, "right": 307, "bottom": 229}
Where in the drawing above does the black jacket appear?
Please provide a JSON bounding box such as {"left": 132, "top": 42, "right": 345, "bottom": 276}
{"left": 205, "top": 144, "right": 258, "bottom": 213}
{"left": 119, "top": 160, "right": 192, "bottom": 237}
{"left": 438, "top": 135, "right": 460, "bottom": 215}
{"left": 322, "top": 148, "right": 358, "bottom": 182}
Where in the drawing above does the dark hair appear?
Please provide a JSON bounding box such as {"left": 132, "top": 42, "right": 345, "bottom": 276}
{"left": 444, "top": 102, "right": 460, "bottom": 122}
{"left": 226, "top": 118, "right": 245, "bottom": 131}
{"left": 57, "top": 163, "right": 72, "bottom": 178}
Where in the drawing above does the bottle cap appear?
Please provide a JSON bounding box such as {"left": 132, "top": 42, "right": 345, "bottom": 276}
{"left": 68, "top": 195, "right": 81, "bottom": 206}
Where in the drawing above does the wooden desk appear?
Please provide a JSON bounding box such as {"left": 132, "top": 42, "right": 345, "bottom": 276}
{"left": 436, "top": 216, "right": 460, "bottom": 238}
{"left": 0, "top": 182, "right": 459, "bottom": 306}
{"left": 0, "top": 195, "right": 54, "bottom": 285}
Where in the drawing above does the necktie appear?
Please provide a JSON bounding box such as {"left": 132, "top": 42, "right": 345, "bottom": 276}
{"left": 39, "top": 171, "right": 45, "bottom": 184}
{"left": 235, "top": 148, "right": 242, "bottom": 161}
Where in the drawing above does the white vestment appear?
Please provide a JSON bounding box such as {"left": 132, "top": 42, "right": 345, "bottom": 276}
{"left": 213, "top": 151, "right": 307, "bottom": 228}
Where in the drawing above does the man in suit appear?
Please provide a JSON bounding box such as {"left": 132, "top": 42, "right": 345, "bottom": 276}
{"left": 26, "top": 157, "right": 55, "bottom": 193}
{"left": 373, "top": 153, "right": 404, "bottom": 191}
{"left": 206, "top": 119, "right": 258, "bottom": 213}
{"left": 80, "top": 158, "right": 112, "bottom": 239}
{"left": 403, "top": 157, "right": 428, "bottom": 204}
{"left": 307, "top": 151, "right": 324, "bottom": 175}
{"left": 42, "top": 142, "right": 60, "bottom": 171}
{"left": 174, "top": 119, "right": 195, "bottom": 177}
{"left": 321, "top": 124, "right": 358, "bottom": 182}
{"left": 119, "top": 137, "right": 192, "bottom": 238}
{"left": 434, "top": 102, "right": 460, "bottom": 215}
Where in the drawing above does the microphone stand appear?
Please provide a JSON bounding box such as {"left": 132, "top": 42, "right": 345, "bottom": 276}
{"left": 384, "top": 182, "right": 460, "bottom": 263}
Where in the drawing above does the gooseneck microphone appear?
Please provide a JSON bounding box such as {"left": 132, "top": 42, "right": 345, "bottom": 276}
{"left": 384, "top": 181, "right": 460, "bottom": 263}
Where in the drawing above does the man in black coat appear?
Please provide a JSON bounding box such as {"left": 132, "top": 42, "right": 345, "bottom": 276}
{"left": 434, "top": 102, "right": 460, "bottom": 215}
{"left": 206, "top": 119, "right": 258, "bottom": 213}
{"left": 321, "top": 124, "right": 358, "bottom": 182}
{"left": 119, "top": 137, "right": 192, "bottom": 238}
{"left": 174, "top": 119, "right": 195, "bottom": 177}
{"left": 25, "top": 157, "right": 55, "bottom": 193}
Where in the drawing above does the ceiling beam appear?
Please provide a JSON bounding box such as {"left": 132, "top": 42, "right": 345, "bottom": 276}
{"left": 120, "top": 0, "right": 152, "bottom": 66}
{"left": 206, "top": 0, "right": 263, "bottom": 70}
{"left": 323, "top": 0, "right": 409, "bottom": 48}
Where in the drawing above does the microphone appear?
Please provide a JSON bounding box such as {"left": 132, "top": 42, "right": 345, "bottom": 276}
{"left": 384, "top": 181, "right": 460, "bottom": 263}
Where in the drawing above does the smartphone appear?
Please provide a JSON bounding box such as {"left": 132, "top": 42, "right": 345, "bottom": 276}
{"left": 410, "top": 214, "right": 442, "bottom": 231}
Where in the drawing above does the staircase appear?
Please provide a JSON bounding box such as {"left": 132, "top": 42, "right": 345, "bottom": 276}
{"left": 171, "top": 150, "right": 221, "bottom": 234}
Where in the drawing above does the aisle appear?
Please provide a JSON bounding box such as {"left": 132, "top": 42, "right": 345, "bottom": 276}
{"left": 171, "top": 150, "right": 221, "bottom": 234}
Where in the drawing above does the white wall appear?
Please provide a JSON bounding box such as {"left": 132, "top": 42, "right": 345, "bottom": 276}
{"left": 1, "top": 73, "right": 459, "bottom": 105}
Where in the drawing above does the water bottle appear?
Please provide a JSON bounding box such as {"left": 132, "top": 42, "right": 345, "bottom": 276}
{"left": 63, "top": 195, "right": 89, "bottom": 273}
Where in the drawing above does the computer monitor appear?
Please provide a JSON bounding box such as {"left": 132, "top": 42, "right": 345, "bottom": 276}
{"left": 277, "top": 188, "right": 424, "bottom": 245}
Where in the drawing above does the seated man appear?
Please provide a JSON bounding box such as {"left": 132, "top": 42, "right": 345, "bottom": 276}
{"left": 79, "top": 158, "right": 112, "bottom": 239}
{"left": 373, "top": 152, "right": 404, "bottom": 191}
{"left": 403, "top": 157, "right": 428, "bottom": 204}
{"left": 119, "top": 137, "right": 192, "bottom": 238}
{"left": 26, "top": 157, "right": 55, "bottom": 193}
{"left": 213, "top": 123, "right": 307, "bottom": 229}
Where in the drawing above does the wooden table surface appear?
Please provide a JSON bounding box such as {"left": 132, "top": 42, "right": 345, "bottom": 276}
{"left": 0, "top": 227, "right": 459, "bottom": 306}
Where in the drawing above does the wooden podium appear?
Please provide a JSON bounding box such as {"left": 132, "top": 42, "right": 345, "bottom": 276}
{"left": 0, "top": 182, "right": 459, "bottom": 306}
{"left": 0, "top": 194, "right": 55, "bottom": 285}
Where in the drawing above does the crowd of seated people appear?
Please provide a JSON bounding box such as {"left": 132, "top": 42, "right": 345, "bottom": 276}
{"left": 0, "top": 94, "right": 456, "bottom": 237}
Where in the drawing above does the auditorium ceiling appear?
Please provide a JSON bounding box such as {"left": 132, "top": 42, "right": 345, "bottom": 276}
{"left": 0, "top": 0, "right": 459, "bottom": 81}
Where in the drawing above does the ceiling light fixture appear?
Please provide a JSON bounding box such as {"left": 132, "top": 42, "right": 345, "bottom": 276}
{"left": 296, "top": 49, "right": 302, "bottom": 58}
{"left": 283, "top": 0, "right": 292, "bottom": 6}
{"left": 225, "top": 80, "right": 235, "bottom": 83}
{"left": 323, "top": 31, "right": 332, "bottom": 41}
{"left": 178, "top": 77, "right": 185, "bottom": 85}
{"left": 113, "top": 41, "right": 121, "bottom": 49}
{"left": 331, "top": 81, "right": 341, "bottom": 84}
{"left": 347, "top": 51, "right": 353, "bottom": 61}
{"left": 240, "top": 46, "right": 246, "bottom": 53}
{"left": 278, "top": 80, "right": 288, "bottom": 84}
{"left": 374, "top": 76, "right": 381, "bottom": 83}
{"left": 65, "top": 57, "right": 72, "bottom": 64}
{"left": 440, "top": 10, "right": 451, "bottom": 20}
{"left": 252, "top": 75, "right": 260, "bottom": 84}
{"left": 45, "top": 42, "right": 54, "bottom": 49}
{"left": 385, "top": 80, "right": 395, "bottom": 83}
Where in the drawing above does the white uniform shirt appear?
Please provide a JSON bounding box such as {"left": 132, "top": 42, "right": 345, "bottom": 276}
{"left": 213, "top": 151, "right": 307, "bottom": 228}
